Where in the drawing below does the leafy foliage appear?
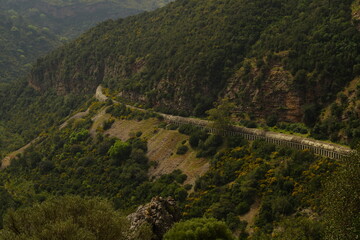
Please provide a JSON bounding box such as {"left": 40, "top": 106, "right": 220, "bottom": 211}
{"left": 322, "top": 147, "right": 360, "bottom": 239}
{"left": 29, "top": 0, "right": 289, "bottom": 115}
{"left": 164, "top": 217, "right": 234, "bottom": 240}
{"left": 27, "top": 0, "right": 360, "bottom": 123}
{"left": 0, "top": 195, "right": 130, "bottom": 240}
{"left": 0, "top": 0, "right": 171, "bottom": 83}
{"left": 184, "top": 139, "right": 337, "bottom": 237}
{"left": 206, "top": 98, "right": 235, "bottom": 131}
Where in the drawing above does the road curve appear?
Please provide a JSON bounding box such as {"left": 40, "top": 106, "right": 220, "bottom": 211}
{"left": 95, "top": 85, "right": 354, "bottom": 159}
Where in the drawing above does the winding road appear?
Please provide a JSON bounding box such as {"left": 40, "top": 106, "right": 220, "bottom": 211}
{"left": 1, "top": 85, "right": 354, "bottom": 169}
{"left": 95, "top": 86, "right": 354, "bottom": 159}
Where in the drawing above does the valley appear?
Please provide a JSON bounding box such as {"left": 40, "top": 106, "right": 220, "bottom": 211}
{"left": 0, "top": 0, "right": 359, "bottom": 239}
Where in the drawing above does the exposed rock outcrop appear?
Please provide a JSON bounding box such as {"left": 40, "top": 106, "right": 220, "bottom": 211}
{"left": 225, "top": 58, "right": 303, "bottom": 122}
{"left": 127, "top": 196, "right": 181, "bottom": 240}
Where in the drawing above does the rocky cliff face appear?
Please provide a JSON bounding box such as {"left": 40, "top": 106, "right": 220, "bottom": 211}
{"left": 127, "top": 196, "right": 181, "bottom": 240}
{"left": 225, "top": 57, "right": 303, "bottom": 122}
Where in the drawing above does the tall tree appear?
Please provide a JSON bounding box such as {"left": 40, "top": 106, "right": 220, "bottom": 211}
{"left": 206, "top": 98, "right": 236, "bottom": 132}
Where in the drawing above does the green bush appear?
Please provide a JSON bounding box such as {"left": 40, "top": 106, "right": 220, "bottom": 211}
{"left": 302, "top": 104, "right": 318, "bottom": 127}
{"left": 241, "top": 120, "right": 257, "bottom": 128}
{"left": 130, "top": 149, "right": 148, "bottom": 164}
{"left": 236, "top": 201, "right": 250, "bottom": 215}
{"left": 189, "top": 131, "right": 209, "bottom": 148}
{"left": 178, "top": 124, "right": 200, "bottom": 135}
{"left": 272, "top": 217, "right": 323, "bottom": 240}
{"left": 266, "top": 114, "right": 278, "bottom": 127}
{"left": 0, "top": 196, "right": 130, "bottom": 240}
{"left": 252, "top": 140, "right": 276, "bottom": 159}
{"left": 69, "top": 128, "right": 89, "bottom": 143}
{"left": 196, "top": 147, "right": 217, "bottom": 158}
{"left": 226, "top": 213, "right": 243, "bottom": 231}
{"left": 204, "top": 135, "right": 223, "bottom": 149}
{"left": 38, "top": 160, "right": 55, "bottom": 174}
{"left": 175, "top": 173, "right": 187, "bottom": 184}
{"left": 103, "top": 118, "right": 115, "bottom": 130}
{"left": 108, "top": 140, "right": 131, "bottom": 165}
{"left": 107, "top": 103, "right": 130, "bottom": 118}
{"left": 227, "top": 135, "right": 247, "bottom": 148}
{"left": 184, "top": 184, "right": 192, "bottom": 191}
{"left": 164, "top": 218, "right": 235, "bottom": 240}
{"left": 176, "top": 145, "right": 188, "bottom": 155}
{"left": 166, "top": 124, "right": 178, "bottom": 130}
{"left": 130, "top": 138, "right": 148, "bottom": 152}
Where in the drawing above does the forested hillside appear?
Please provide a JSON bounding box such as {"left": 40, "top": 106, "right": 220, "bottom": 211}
{"left": 0, "top": 0, "right": 360, "bottom": 238}
{"left": 0, "top": 0, "right": 172, "bottom": 156}
{"left": 26, "top": 0, "right": 360, "bottom": 144}
{"left": 0, "top": 98, "right": 358, "bottom": 239}
{"left": 0, "top": 0, "right": 172, "bottom": 83}
{"left": 2, "top": 0, "right": 360, "bottom": 161}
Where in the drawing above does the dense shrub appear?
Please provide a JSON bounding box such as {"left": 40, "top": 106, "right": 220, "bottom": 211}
{"left": 0, "top": 196, "right": 130, "bottom": 240}
{"left": 189, "top": 131, "right": 208, "bottom": 148}
{"left": 103, "top": 118, "right": 115, "bottom": 130}
{"left": 164, "top": 218, "right": 235, "bottom": 240}
{"left": 38, "top": 161, "right": 55, "bottom": 174}
{"left": 227, "top": 135, "right": 247, "bottom": 148}
{"left": 176, "top": 145, "right": 188, "bottom": 155}
{"left": 252, "top": 140, "right": 276, "bottom": 159}
{"left": 166, "top": 124, "right": 178, "bottom": 130}
{"left": 204, "top": 135, "right": 223, "bottom": 148}
{"left": 178, "top": 124, "right": 200, "bottom": 135}
{"left": 266, "top": 115, "right": 278, "bottom": 127}
{"left": 130, "top": 149, "right": 148, "bottom": 164}
{"left": 276, "top": 122, "right": 308, "bottom": 134}
{"left": 241, "top": 120, "right": 258, "bottom": 128}
{"left": 69, "top": 128, "right": 89, "bottom": 143}
{"left": 108, "top": 140, "right": 131, "bottom": 165}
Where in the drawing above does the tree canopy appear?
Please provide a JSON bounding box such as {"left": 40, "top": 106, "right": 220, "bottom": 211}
{"left": 0, "top": 195, "right": 129, "bottom": 240}
{"left": 163, "top": 217, "right": 235, "bottom": 240}
{"left": 322, "top": 147, "right": 360, "bottom": 240}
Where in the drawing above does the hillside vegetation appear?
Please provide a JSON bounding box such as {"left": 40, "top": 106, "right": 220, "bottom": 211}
{"left": 1, "top": 0, "right": 359, "bottom": 165}
{"left": 0, "top": 0, "right": 359, "bottom": 238}
{"left": 28, "top": 0, "right": 360, "bottom": 121}
{"left": 0, "top": 98, "right": 358, "bottom": 238}
{"left": 1, "top": 0, "right": 359, "bottom": 154}
{"left": 19, "top": 0, "right": 360, "bottom": 149}
{"left": 0, "top": 0, "right": 172, "bottom": 83}
{"left": 0, "top": 0, "right": 173, "bottom": 156}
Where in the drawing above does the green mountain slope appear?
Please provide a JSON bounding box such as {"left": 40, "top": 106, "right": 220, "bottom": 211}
{"left": 0, "top": 0, "right": 359, "bottom": 237}
{"left": 0, "top": 98, "right": 357, "bottom": 239}
{"left": 0, "top": 0, "right": 172, "bottom": 83}
{"left": 29, "top": 0, "right": 360, "bottom": 123}
{"left": 29, "top": 0, "right": 287, "bottom": 113}
{"left": 0, "top": 0, "right": 173, "bottom": 155}
{"left": 2, "top": 0, "right": 360, "bottom": 155}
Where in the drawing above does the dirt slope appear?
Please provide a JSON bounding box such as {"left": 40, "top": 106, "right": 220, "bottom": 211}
{"left": 99, "top": 115, "right": 209, "bottom": 186}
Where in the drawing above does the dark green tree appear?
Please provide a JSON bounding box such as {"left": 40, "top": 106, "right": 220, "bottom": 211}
{"left": 108, "top": 140, "right": 131, "bottom": 164}
{"left": 0, "top": 195, "right": 130, "bottom": 240}
{"left": 206, "top": 98, "right": 236, "bottom": 132}
{"left": 163, "top": 217, "right": 235, "bottom": 240}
